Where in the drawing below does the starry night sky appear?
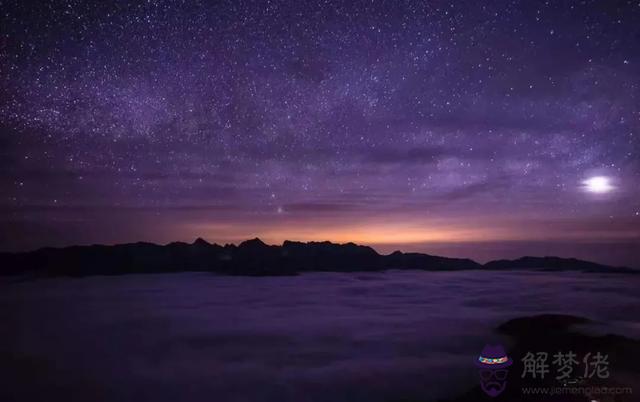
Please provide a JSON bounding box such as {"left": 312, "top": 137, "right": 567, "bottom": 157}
{"left": 1, "top": 0, "right": 639, "bottom": 266}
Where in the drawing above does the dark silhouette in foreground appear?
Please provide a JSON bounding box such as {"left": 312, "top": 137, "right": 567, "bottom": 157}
{"left": 443, "top": 314, "right": 640, "bottom": 401}
{"left": 0, "top": 238, "right": 635, "bottom": 277}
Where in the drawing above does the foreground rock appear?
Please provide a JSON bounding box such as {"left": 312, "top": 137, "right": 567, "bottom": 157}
{"left": 442, "top": 314, "right": 640, "bottom": 401}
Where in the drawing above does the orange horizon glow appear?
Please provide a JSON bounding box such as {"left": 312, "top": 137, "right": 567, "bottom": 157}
{"left": 183, "top": 216, "right": 640, "bottom": 248}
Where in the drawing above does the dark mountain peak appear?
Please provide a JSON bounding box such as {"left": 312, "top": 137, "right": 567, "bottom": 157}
{"left": 282, "top": 240, "right": 303, "bottom": 247}
{"left": 281, "top": 239, "right": 379, "bottom": 256}
{"left": 343, "top": 241, "right": 376, "bottom": 252}
{"left": 192, "top": 237, "right": 210, "bottom": 246}
{"left": 384, "top": 250, "right": 482, "bottom": 270}
{"left": 484, "top": 256, "right": 635, "bottom": 273}
{"left": 239, "top": 237, "right": 268, "bottom": 249}
{"left": 167, "top": 241, "right": 189, "bottom": 247}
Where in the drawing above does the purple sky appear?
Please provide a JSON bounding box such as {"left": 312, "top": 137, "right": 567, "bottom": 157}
{"left": 1, "top": 1, "right": 639, "bottom": 266}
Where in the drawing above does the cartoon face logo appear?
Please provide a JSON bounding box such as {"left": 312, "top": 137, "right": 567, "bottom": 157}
{"left": 475, "top": 344, "right": 512, "bottom": 397}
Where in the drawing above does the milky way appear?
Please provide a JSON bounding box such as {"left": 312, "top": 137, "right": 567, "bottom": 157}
{"left": 1, "top": 1, "right": 639, "bottom": 266}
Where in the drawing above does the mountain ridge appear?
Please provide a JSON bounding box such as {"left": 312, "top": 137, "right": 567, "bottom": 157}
{"left": 0, "top": 238, "right": 635, "bottom": 277}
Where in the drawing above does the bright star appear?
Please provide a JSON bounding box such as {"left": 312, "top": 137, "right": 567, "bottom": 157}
{"left": 582, "top": 176, "right": 614, "bottom": 194}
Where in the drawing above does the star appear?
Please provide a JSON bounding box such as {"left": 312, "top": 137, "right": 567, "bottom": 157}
{"left": 0, "top": 0, "right": 638, "bottom": 266}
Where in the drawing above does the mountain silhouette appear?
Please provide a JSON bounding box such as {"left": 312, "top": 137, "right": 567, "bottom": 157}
{"left": 483, "top": 256, "right": 635, "bottom": 273}
{"left": 0, "top": 238, "right": 635, "bottom": 277}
